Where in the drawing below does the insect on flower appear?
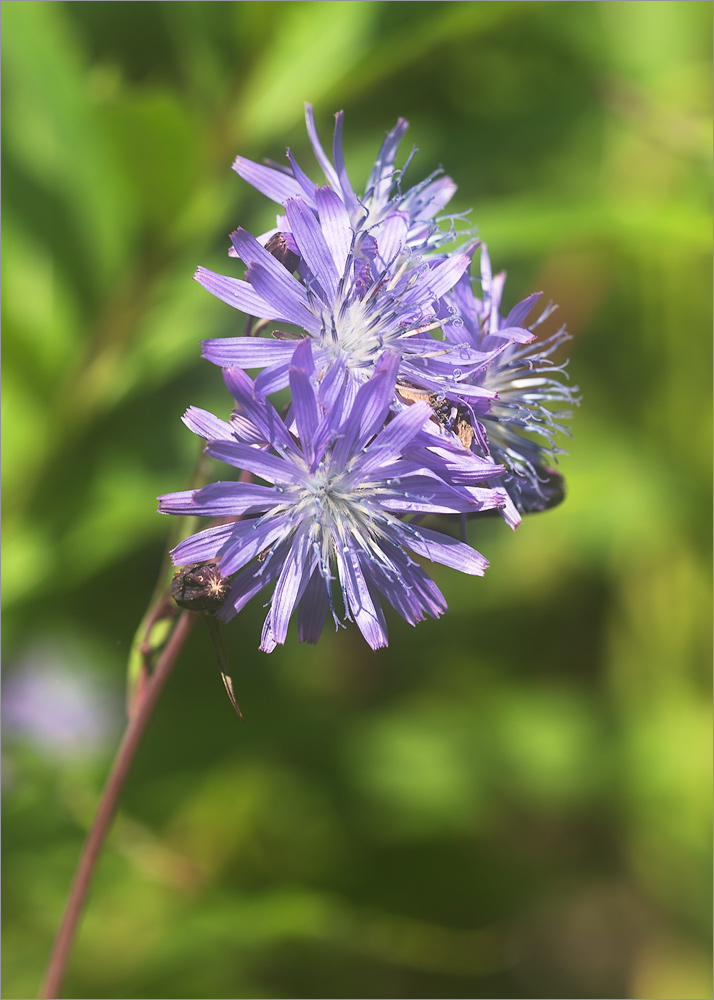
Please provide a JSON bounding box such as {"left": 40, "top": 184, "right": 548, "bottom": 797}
{"left": 159, "top": 341, "right": 508, "bottom": 652}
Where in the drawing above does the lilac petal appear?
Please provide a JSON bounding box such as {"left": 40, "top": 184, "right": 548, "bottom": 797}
{"left": 182, "top": 406, "right": 234, "bottom": 441}
{"left": 247, "top": 262, "right": 321, "bottom": 334}
{"left": 497, "top": 489, "right": 522, "bottom": 530}
{"left": 397, "top": 336, "right": 470, "bottom": 359}
{"left": 170, "top": 522, "right": 237, "bottom": 565}
{"left": 349, "top": 371, "right": 400, "bottom": 449}
{"left": 400, "top": 369, "right": 495, "bottom": 400}
{"left": 232, "top": 156, "right": 306, "bottom": 204}
{"left": 194, "top": 267, "right": 275, "bottom": 318}
{"left": 332, "top": 111, "right": 360, "bottom": 216}
{"left": 374, "top": 580, "right": 425, "bottom": 626}
{"left": 313, "top": 372, "right": 360, "bottom": 464}
{"left": 310, "top": 410, "right": 340, "bottom": 470}
{"left": 222, "top": 367, "right": 296, "bottom": 453}
{"left": 230, "top": 414, "right": 268, "bottom": 445}
{"left": 339, "top": 550, "right": 388, "bottom": 650}
{"left": 401, "top": 525, "right": 489, "bottom": 575}
{"left": 353, "top": 402, "right": 431, "bottom": 477}
{"left": 480, "top": 244, "right": 494, "bottom": 319}
{"left": 505, "top": 292, "right": 543, "bottom": 329}
{"left": 493, "top": 326, "right": 537, "bottom": 345}
{"left": 315, "top": 185, "right": 352, "bottom": 277}
{"left": 217, "top": 555, "right": 282, "bottom": 623}
{"left": 410, "top": 448, "right": 506, "bottom": 484}
{"left": 367, "top": 118, "right": 409, "bottom": 206}
{"left": 284, "top": 198, "right": 339, "bottom": 301}
{"left": 205, "top": 441, "right": 308, "bottom": 487}
{"left": 217, "top": 516, "right": 291, "bottom": 577}
{"left": 445, "top": 271, "right": 482, "bottom": 338}
{"left": 479, "top": 243, "right": 504, "bottom": 336}
{"left": 260, "top": 615, "right": 278, "bottom": 654}
{"left": 304, "top": 103, "right": 340, "bottom": 190}
{"left": 410, "top": 176, "right": 458, "bottom": 220}
{"left": 397, "top": 361, "right": 496, "bottom": 400}
{"left": 254, "top": 363, "right": 292, "bottom": 397}
{"left": 359, "top": 233, "right": 379, "bottom": 260}
{"left": 297, "top": 568, "right": 330, "bottom": 644}
{"left": 438, "top": 314, "right": 474, "bottom": 346}
{"left": 290, "top": 337, "right": 316, "bottom": 375}
{"left": 294, "top": 257, "right": 326, "bottom": 299}
{"left": 289, "top": 365, "right": 319, "bottom": 460}
{"left": 377, "top": 478, "right": 485, "bottom": 514}
{"left": 201, "top": 337, "right": 297, "bottom": 369}
{"left": 322, "top": 366, "right": 359, "bottom": 432}
{"left": 408, "top": 254, "right": 471, "bottom": 306}
{"left": 264, "top": 528, "right": 311, "bottom": 647}
{"left": 400, "top": 341, "right": 506, "bottom": 382}
{"left": 463, "top": 485, "right": 509, "bottom": 511}
{"left": 328, "top": 353, "right": 400, "bottom": 467}
{"left": 231, "top": 228, "right": 313, "bottom": 310}
{"left": 375, "top": 554, "right": 447, "bottom": 624}
{"left": 317, "top": 353, "right": 348, "bottom": 410}
{"left": 489, "top": 271, "right": 506, "bottom": 333}
{"left": 286, "top": 148, "right": 319, "bottom": 203}
{"left": 355, "top": 349, "right": 401, "bottom": 436}
{"left": 374, "top": 213, "right": 409, "bottom": 267}
{"left": 377, "top": 454, "right": 504, "bottom": 489}
{"left": 376, "top": 117, "right": 409, "bottom": 167}
{"left": 158, "top": 481, "right": 277, "bottom": 516}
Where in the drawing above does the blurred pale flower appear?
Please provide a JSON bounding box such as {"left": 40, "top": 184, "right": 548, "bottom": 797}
{"left": 2, "top": 643, "right": 120, "bottom": 758}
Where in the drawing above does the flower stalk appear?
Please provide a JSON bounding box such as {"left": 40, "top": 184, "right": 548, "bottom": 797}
{"left": 39, "top": 610, "right": 196, "bottom": 1000}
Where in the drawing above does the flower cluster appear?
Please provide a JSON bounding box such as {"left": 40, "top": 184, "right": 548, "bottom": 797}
{"left": 159, "top": 105, "right": 577, "bottom": 651}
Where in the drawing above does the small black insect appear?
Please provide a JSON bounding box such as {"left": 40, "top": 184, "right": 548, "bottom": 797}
{"left": 264, "top": 232, "right": 300, "bottom": 273}
{"left": 171, "top": 563, "right": 230, "bottom": 613}
{"left": 429, "top": 394, "right": 454, "bottom": 426}
{"left": 428, "top": 394, "right": 475, "bottom": 449}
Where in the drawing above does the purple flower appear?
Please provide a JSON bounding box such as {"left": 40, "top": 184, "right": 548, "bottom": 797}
{"left": 197, "top": 205, "right": 495, "bottom": 402}
{"left": 196, "top": 106, "right": 495, "bottom": 401}
{"left": 232, "top": 103, "right": 461, "bottom": 254}
{"left": 435, "top": 245, "right": 579, "bottom": 516}
{"left": 3, "top": 645, "right": 121, "bottom": 758}
{"left": 158, "top": 342, "right": 507, "bottom": 652}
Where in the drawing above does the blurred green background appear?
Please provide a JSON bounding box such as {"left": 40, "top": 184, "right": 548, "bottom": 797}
{"left": 2, "top": 2, "right": 711, "bottom": 998}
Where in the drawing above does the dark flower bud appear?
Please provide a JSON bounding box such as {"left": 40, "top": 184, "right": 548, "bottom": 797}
{"left": 171, "top": 563, "right": 230, "bottom": 613}
{"left": 264, "top": 232, "right": 300, "bottom": 273}
{"left": 519, "top": 467, "right": 566, "bottom": 513}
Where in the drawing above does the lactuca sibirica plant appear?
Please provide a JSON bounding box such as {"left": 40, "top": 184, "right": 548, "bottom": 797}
{"left": 41, "top": 106, "right": 578, "bottom": 999}
{"left": 162, "top": 103, "right": 578, "bottom": 650}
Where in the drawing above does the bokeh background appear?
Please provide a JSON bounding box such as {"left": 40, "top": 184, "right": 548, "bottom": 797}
{"left": 2, "top": 2, "right": 711, "bottom": 998}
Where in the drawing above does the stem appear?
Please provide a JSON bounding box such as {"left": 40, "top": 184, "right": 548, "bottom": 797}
{"left": 39, "top": 610, "right": 197, "bottom": 1000}
{"left": 126, "top": 439, "right": 213, "bottom": 716}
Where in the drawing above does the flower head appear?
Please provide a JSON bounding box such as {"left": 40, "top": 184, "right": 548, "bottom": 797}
{"left": 434, "top": 245, "right": 579, "bottom": 515}
{"left": 197, "top": 202, "right": 494, "bottom": 402}
{"left": 159, "top": 341, "right": 507, "bottom": 652}
{"left": 197, "top": 106, "right": 493, "bottom": 400}
{"left": 232, "top": 103, "right": 461, "bottom": 254}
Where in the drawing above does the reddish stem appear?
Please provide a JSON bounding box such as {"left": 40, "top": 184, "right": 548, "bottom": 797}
{"left": 39, "top": 610, "right": 197, "bottom": 999}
